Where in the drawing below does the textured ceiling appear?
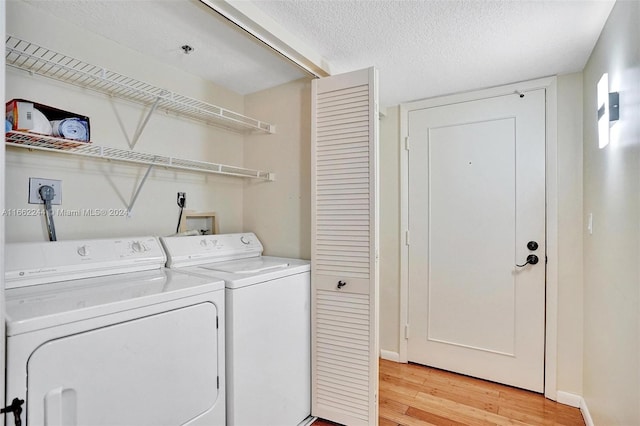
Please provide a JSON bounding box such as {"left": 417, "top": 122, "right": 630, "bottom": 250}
{"left": 253, "top": 0, "right": 615, "bottom": 105}
{"left": 20, "top": 0, "right": 614, "bottom": 106}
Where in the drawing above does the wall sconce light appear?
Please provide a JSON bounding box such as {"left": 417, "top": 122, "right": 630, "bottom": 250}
{"left": 597, "top": 73, "right": 620, "bottom": 148}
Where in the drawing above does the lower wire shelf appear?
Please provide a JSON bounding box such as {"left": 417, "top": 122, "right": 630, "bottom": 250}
{"left": 5, "top": 131, "right": 275, "bottom": 181}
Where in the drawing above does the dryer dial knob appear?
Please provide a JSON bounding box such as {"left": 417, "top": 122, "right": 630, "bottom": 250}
{"left": 131, "top": 241, "right": 144, "bottom": 252}
{"left": 240, "top": 236, "right": 251, "bottom": 245}
{"left": 77, "top": 245, "right": 89, "bottom": 257}
{"left": 200, "top": 239, "right": 208, "bottom": 247}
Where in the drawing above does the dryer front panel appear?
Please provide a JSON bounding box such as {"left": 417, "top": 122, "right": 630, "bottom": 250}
{"left": 26, "top": 302, "right": 221, "bottom": 426}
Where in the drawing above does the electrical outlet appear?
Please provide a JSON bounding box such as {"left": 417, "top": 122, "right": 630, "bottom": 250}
{"left": 177, "top": 192, "right": 186, "bottom": 208}
{"left": 29, "top": 178, "right": 62, "bottom": 205}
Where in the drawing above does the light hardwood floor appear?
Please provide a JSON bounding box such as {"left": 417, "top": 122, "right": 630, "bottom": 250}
{"left": 314, "top": 359, "right": 585, "bottom": 426}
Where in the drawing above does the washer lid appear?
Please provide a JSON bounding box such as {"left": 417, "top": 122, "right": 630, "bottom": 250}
{"left": 200, "top": 257, "right": 290, "bottom": 274}
{"left": 183, "top": 256, "right": 310, "bottom": 289}
{"left": 5, "top": 268, "right": 223, "bottom": 336}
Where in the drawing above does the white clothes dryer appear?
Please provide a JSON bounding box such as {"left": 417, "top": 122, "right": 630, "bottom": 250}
{"left": 161, "top": 233, "right": 311, "bottom": 426}
{"left": 4, "top": 236, "right": 225, "bottom": 426}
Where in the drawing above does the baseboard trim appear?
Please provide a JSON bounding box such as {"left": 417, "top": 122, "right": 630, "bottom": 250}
{"left": 580, "top": 397, "right": 594, "bottom": 426}
{"left": 556, "top": 392, "right": 594, "bottom": 426}
{"left": 380, "top": 350, "right": 400, "bottom": 362}
{"left": 556, "top": 391, "right": 581, "bottom": 408}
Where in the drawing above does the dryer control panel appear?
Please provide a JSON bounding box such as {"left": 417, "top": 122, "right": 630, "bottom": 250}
{"left": 5, "top": 237, "right": 166, "bottom": 288}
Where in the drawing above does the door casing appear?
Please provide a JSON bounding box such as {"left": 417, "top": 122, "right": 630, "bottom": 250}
{"left": 399, "top": 76, "right": 559, "bottom": 400}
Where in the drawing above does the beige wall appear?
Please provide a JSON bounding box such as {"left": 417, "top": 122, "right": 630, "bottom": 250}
{"left": 243, "top": 84, "right": 402, "bottom": 349}
{"left": 243, "top": 79, "right": 313, "bottom": 259}
{"left": 375, "top": 105, "right": 403, "bottom": 357}
{"left": 243, "top": 84, "right": 403, "bottom": 348}
{"left": 379, "top": 106, "right": 401, "bottom": 353}
{"left": 5, "top": 1, "right": 247, "bottom": 242}
{"left": 582, "top": 0, "right": 640, "bottom": 424}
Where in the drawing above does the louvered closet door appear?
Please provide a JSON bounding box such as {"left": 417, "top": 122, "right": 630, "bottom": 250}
{"left": 311, "top": 67, "right": 379, "bottom": 426}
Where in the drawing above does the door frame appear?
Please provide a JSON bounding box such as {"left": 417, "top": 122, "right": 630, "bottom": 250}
{"left": 398, "top": 76, "right": 559, "bottom": 400}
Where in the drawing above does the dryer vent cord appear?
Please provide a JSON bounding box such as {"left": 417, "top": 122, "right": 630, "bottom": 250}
{"left": 176, "top": 192, "right": 186, "bottom": 233}
{"left": 39, "top": 185, "right": 57, "bottom": 241}
{"left": 176, "top": 206, "right": 184, "bottom": 233}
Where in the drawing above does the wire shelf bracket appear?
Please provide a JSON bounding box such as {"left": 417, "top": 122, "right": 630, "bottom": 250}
{"left": 127, "top": 164, "right": 154, "bottom": 216}
{"left": 129, "top": 96, "right": 162, "bottom": 150}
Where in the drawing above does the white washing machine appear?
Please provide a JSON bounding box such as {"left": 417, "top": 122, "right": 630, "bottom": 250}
{"left": 4, "top": 236, "right": 225, "bottom": 426}
{"left": 160, "top": 233, "right": 311, "bottom": 426}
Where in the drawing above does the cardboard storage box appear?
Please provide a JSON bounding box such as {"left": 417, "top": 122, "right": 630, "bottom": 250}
{"left": 6, "top": 99, "right": 90, "bottom": 142}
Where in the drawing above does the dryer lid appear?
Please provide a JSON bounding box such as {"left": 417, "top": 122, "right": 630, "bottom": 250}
{"left": 5, "top": 268, "right": 223, "bottom": 336}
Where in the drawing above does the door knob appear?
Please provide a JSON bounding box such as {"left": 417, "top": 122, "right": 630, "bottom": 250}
{"left": 516, "top": 254, "right": 539, "bottom": 267}
{"left": 527, "top": 241, "right": 539, "bottom": 251}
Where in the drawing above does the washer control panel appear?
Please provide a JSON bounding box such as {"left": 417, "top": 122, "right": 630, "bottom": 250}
{"left": 161, "top": 233, "right": 263, "bottom": 268}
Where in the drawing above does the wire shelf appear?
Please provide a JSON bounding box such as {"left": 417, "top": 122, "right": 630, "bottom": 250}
{"left": 6, "top": 131, "right": 275, "bottom": 181}
{"left": 5, "top": 35, "right": 276, "bottom": 134}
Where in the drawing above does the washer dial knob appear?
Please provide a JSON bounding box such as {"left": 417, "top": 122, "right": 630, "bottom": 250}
{"left": 77, "top": 245, "right": 89, "bottom": 257}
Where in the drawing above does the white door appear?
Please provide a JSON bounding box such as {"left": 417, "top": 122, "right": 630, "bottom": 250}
{"left": 311, "top": 67, "right": 379, "bottom": 425}
{"left": 407, "top": 89, "right": 546, "bottom": 392}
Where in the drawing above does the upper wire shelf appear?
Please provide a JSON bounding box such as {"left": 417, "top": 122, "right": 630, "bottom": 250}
{"left": 5, "top": 35, "right": 276, "bottom": 134}
{"left": 6, "top": 131, "right": 274, "bottom": 181}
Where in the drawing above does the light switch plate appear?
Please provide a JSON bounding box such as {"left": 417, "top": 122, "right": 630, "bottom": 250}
{"left": 29, "top": 178, "right": 62, "bottom": 205}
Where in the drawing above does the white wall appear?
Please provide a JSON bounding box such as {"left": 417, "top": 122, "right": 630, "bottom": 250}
{"left": 243, "top": 78, "right": 312, "bottom": 260}
{"left": 5, "top": 1, "right": 248, "bottom": 242}
{"left": 556, "top": 73, "right": 584, "bottom": 395}
{"left": 581, "top": 0, "right": 640, "bottom": 423}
